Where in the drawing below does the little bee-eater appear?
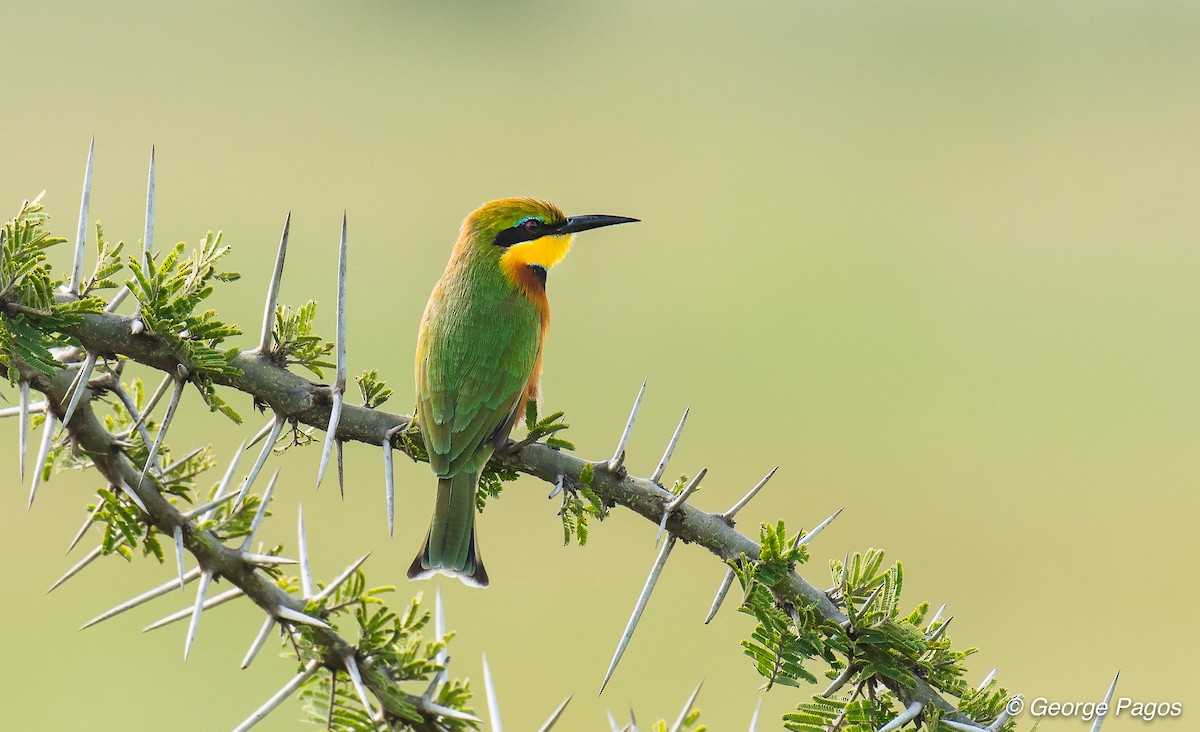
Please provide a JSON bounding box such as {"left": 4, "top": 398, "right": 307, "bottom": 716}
{"left": 408, "top": 198, "right": 637, "bottom": 587}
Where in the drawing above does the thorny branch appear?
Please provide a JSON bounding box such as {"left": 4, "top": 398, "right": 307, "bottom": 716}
{"left": 25, "top": 285, "right": 970, "bottom": 724}
{"left": 13, "top": 352, "right": 465, "bottom": 731}
{"left": 1, "top": 151, "right": 1039, "bottom": 730}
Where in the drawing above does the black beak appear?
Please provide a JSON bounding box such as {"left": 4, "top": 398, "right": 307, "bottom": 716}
{"left": 560, "top": 214, "right": 640, "bottom": 234}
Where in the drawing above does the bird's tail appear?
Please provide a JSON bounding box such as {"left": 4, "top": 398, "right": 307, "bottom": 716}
{"left": 407, "top": 471, "right": 489, "bottom": 588}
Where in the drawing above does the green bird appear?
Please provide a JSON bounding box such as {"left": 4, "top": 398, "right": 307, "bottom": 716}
{"left": 408, "top": 198, "right": 637, "bottom": 587}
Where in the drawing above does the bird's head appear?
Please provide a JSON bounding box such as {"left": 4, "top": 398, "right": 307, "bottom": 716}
{"left": 455, "top": 198, "right": 637, "bottom": 279}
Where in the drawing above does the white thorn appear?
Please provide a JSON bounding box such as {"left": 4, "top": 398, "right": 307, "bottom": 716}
{"left": 241, "top": 615, "right": 277, "bottom": 670}
{"left": 335, "top": 212, "right": 348, "bottom": 391}
{"left": 79, "top": 567, "right": 203, "bottom": 630}
{"left": 138, "top": 378, "right": 185, "bottom": 489}
{"left": 142, "top": 587, "right": 244, "bottom": 632}
{"left": 241, "top": 553, "right": 299, "bottom": 566}
{"left": 548, "top": 473, "right": 564, "bottom": 499}
{"left": 655, "top": 502, "right": 674, "bottom": 542}
{"left": 536, "top": 695, "right": 573, "bottom": 732}
{"left": 200, "top": 440, "right": 245, "bottom": 523}
{"left": 657, "top": 468, "right": 706, "bottom": 545}
{"left": 383, "top": 435, "right": 396, "bottom": 537}
{"left": 650, "top": 406, "right": 689, "bottom": 484}
{"left": 748, "top": 698, "right": 762, "bottom": 732}
{"left": 669, "top": 681, "right": 703, "bottom": 732}
{"left": 977, "top": 668, "right": 997, "bottom": 690}
{"left": 600, "top": 535, "right": 676, "bottom": 694}
{"left": 316, "top": 390, "right": 342, "bottom": 490}
{"left": 435, "top": 585, "right": 447, "bottom": 666}
{"left": 59, "top": 352, "right": 98, "bottom": 431}
{"left": 312, "top": 554, "right": 370, "bottom": 602}
{"left": 161, "top": 445, "right": 206, "bottom": 476}
{"left": 704, "top": 567, "right": 736, "bottom": 624}
{"left": 342, "top": 652, "right": 376, "bottom": 718}
{"left": 104, "top": 286, "right": 130, "bottom": 312}
{"left": 69, "top": 137, "right": 94, "bottom": 295}
{"left": 1089, "top": 671, "right": 1120, "bottom": 732}
{"left": 857, "top": 585, "right": 883, "bottom": 618}
{"left": 28, "top": 413, "right": 57, "bottom": 510}
{"left": 47, "top": 541, "right": 112, "bottom": 593}
{"left": 184, "top": 487, "right": 241, "bottom": 521}
{"left": 942, "top": 721, "right": 990, "bottom": 732}
{"left": 142, "top": 146, "right": 155, "bottom": 273}
{"left": 236, "top": 418, "right": 283, "bottom": 510}
{"left": 417, "top": 698, "right": 481, "bottom": 724}
{"left": 422, "top": 659, "right": 448, "bottom": 703}
{"left": 724, "top": 467, "right": 778, "bottom": 520}
{"left": 666, "top": 469, "right": 706, "bottom": 513}
{"left": 793, "top": 507, "right": 844, "bottom": 548}
{"left": 182, "top": 570, "right": 214, "bottom": 659}
{"left": 245, "top": 417, "right": 276, "bottom": 450}
{"left": 607, "top": 710, "right": 621, "bottom": 732}
{"left": 238, "top": 469, "right": 280, "bottom": 550}
{"left": 274, "top": 605, "right": 331, "bottom": 629}
{"left": 66, "top": 496, "right": 106, "bottom": 554}
{"left": 926, "top": 603, "right": 946, "bottom": 631}
{"left": 258, "top": 212, "right": 291, "bottom": 354}
{"left": 230, "top": 659, "right": 320, "bottom": 732}
{"left": 987, "top": 695, "right": 1022, "bottom": 732}
{"left": 17, "top": 381, "right": 30, "bottom": 480}
{"left": 298, "top": 504, "right": 314, "bottom": 598}
{"left": 110, "top": 381, "right": 159, "bottom": 474}
{"left": 482, "top": 653, "right": 503, "bottom": 732}
{"left": 822, "top": 664, "right": 855, "bottom": 697}
{"left": 173, "top": 525, "right": 186, "bottom": 589}
{"left": 130, "top": 373, "right": 171, "bottom": 433}
{"left": 879, "top": 701, "right": 923, "bottom": 732}
{"left": 117, "top": 479, "right": 148, "bottom": 514}
{"left": 335, "top": 439, "right": 345, "bottom": 497}
{"left": 608, "top": 381, "right": 646, "bottom": 471}
{"left": 0, "top": 400, "right": 47, "bottom": 419}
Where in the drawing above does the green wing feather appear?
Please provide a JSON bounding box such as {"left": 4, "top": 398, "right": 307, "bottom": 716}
{"left": 416, "top": 274, "right": 540, "bottom": 477}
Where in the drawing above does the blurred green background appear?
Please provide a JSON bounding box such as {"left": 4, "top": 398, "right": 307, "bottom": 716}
{"left": 2, "top": 1, "right": 1198, "bottom": 729}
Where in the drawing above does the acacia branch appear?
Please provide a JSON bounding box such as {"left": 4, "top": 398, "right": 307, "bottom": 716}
{"left": 48, "top": 294, "right": 970, "bottom": 722}
{"left": 15, "top": 348, "right": 462, "bottom": 731}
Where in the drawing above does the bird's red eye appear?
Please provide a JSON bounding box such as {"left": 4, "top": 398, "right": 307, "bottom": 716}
{"left": 524, "top": 219, "right": 541, "bottom": 232}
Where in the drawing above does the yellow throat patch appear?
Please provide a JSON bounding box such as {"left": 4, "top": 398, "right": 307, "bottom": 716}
{"left": 500, "top": 234, "right": 575, "bottom": 271}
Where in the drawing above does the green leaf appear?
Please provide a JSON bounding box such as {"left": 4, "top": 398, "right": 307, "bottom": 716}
{"left": 272, "top": 301, "right": 334, "bottom": 377}
{"left": 356, "top": 369, "right": 393, "bottom": 409}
